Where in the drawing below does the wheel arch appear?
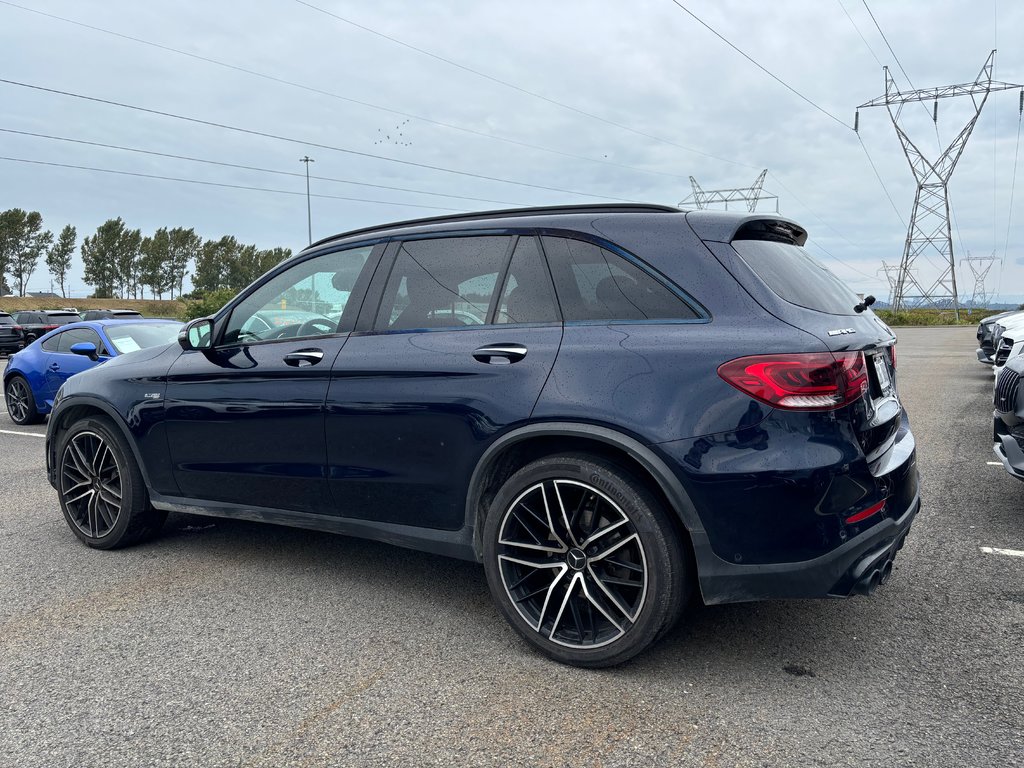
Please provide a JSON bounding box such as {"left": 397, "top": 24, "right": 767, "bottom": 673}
{"left": 466, "top": 423, "right": 707, "bottom": 562}
{"left": 48, "top": 396, "right": 155, "bottom": 491}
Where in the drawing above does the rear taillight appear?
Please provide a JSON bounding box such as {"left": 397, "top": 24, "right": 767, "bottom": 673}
{"left": 717, "top": 351, "right": 868, "bottom": 411}
{"left": 42, "top": 324, "right": 58, "bottom": 331}
{"left": 889, "top": 344, "right": 897, "bottom": 370}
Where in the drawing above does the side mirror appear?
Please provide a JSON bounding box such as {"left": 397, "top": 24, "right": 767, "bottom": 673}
{"left": 69, "top": 342, "right": 99, "bottom": 361}
{"left": 179, "top": 318, "right": 214, "bottom": 350}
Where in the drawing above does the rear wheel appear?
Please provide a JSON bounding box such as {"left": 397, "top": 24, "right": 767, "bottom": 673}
{"left": 482, "top": 453, "right": 690, "bottom": 667}
{"left": 5, "top": 375, "right": 41, "bottom": 425}
{"left": 56, "top": 417, "right": 166, "bottom": 549}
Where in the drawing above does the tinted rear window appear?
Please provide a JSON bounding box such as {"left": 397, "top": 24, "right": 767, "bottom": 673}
{"left": 0, "top": 315, "right": 13, "bottom": 325}
{"left": 48, "top": 313, "right": 81, "bottom": 325}
{"left": 731, "top": 240, "right": 860, "bottom": 316}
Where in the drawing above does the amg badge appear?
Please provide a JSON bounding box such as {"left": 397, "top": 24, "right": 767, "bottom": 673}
{"left": 827, "top": 328, "right": 857, "bottom": 336}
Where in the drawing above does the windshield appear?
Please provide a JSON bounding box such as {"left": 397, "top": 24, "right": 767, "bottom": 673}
{"left": 105, "top": 322, "right": 182, "bottom": 354}
{"left": 731, "top": 240, "right": 861, "bottom": 316}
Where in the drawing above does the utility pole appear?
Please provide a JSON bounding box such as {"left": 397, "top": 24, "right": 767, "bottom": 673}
{"left": 300, "top": 155, "right": 315, "bottom": 245}
{"left": 857, "top": 51, "right": 1022, "bottom": 320}
{"left": 679, "top": 169, "right": 777, "bottom": 212}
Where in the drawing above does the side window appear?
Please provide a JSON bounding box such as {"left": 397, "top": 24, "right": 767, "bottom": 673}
{"left": 223, "top": 245, "right": 374, "bottom": 344}
{"left": 374, "top": 236, "right": 511, "bottom": 331}
{"left": 495, "top": 237, "right": 560, "bottom": 324}
{"left": 40, "top": 332, "right": 61, "bottom": 352}
{"left": 57, "top": 328, "right": 106, "bottom": 355}
{"left": 541, "top": 237, "right": 699, "bottom": 322}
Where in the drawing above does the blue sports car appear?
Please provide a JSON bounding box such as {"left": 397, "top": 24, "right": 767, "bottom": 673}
{"left": 3, "top": 318, "right": 182, "bottom": 425}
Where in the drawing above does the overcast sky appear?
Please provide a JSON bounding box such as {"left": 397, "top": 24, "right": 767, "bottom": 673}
{"left": 2, "top": 0, "right": 1023, "bottom": 302}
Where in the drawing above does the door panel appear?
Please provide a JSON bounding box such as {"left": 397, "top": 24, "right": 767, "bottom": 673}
{"left": 325, "top": 325, "right": 562, "bottom": 529}
{"left": 162, "top": 242, "right": 382, "bottom": 514}
{"left": 164, "top": 337, "right": 347, "bottom": 513}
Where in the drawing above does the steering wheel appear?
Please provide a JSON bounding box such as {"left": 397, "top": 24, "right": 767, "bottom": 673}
{"left": 296, "top": 317, "right": 336, "bottom": 337}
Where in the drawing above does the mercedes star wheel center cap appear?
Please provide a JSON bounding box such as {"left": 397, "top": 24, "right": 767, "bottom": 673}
{"left": 566, "top": 548, "right": 587, "bottom": 571}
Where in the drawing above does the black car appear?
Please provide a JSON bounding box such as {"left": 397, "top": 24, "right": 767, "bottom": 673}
{"left": 45, "top": 204, "right": 920, "bottom": 667}
{"left": 80, "top": 309, "right": 144, "bottom": 321}
{"left": 12, "top": 310, "right": 82, "bottom": 343}
{"left": 0, "top": 312, "right": 25, "bottom": 354}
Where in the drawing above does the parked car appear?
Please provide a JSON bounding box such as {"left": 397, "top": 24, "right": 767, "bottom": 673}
{"left": 988, "top": 312, "right": 1024, "bottom": 379}
{"left": 977, "top": 311, "right": 1018, "bottom": 364}
{"left": 44, "top": 204, "right": 919, "bottom": 667}
{"left": 0, "top": 311, "right": 25, "bottom": 354}
{"left": 80, "top": 309, "right": 144, "bottom": 321}
{"left": 11, "top": 310, "right": 82, "bottom": 343}
{"left": 992, "top": 355, "right": 1024, "bottom": 479}
{"left": 4, "top": 318, "right": 182, "bottom": 425}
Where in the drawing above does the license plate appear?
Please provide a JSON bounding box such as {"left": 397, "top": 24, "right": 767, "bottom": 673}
{"left": 873, "top": 353, "right": 892, "bottom": 393}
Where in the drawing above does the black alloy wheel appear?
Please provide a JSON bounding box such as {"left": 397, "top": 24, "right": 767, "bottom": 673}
{"left": 61, "top": 430, "right": 124, "bottom": 539}
{"left": 56, "top": 417, "right": 167, "bottom": 549}
{"left": 5, "top": 375, "right": 41, "bottom": 425}
{"left": 483, "top": 453, "right": 689, "bottom": 667}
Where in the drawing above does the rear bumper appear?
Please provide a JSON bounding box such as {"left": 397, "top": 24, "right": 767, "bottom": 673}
{"left": 977, "top": 347, "right": 994, "bottom": 364}
{"left": 693, "top": 493, "right": 919, "bottom": 604}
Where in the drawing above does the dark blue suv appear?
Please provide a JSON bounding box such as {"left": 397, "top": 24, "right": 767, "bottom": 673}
{"left": 45, "top": 204, "right": 919, "bottom": 666}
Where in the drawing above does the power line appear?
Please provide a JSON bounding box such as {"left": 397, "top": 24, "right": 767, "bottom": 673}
{"left": 0, "top": 156, "right": 463, "bottom": 211}
{"left": 0, "top": 0, "right": 701, "bottom": 183}
{"left": 0, "top": 77, "right": 637, "bottom": 202}
{"left": 856, "top": 136, "right": 906, "bottom": 226}
{"left": 836, "top": 0, "right": 884, "bottom": 68}
{"left": 0, "top": 127, "right": 534, "bottom": 207}
{"left": 860, "top": 1, "right": 919, "bottom": 93}
{"left": 291, "top": 0, "right": 758, "bottom": 168}
{"left": 666, "top": 0, "right": 850, "bottom": 129}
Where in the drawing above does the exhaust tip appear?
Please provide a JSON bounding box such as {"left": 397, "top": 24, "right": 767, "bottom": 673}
{"left": 880, "top": 560, "right": 893, "bottom": 585}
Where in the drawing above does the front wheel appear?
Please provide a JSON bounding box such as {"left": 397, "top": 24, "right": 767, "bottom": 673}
{"left": 5, "top": 375, "right": 42, "bottom": 425}
{"left": 56, "top": 417, "right": 166, "bottom": 549}
{"left": 482, "top": 453, "right": 690, "bottom": 667}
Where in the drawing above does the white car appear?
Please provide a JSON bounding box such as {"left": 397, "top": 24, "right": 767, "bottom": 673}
{"left": 991, "top": 312, "right": 1024, "bottom": 379}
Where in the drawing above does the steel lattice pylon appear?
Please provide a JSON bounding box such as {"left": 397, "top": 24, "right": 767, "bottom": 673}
{"left": 679, "top": 169, "right": 778, "bottom": 212}
{"left": 961, "top": 253, "right": 998, "bottom": 309}
{"left": 878, "top": 262, "right": 902, "bottom": 305}
{"left": 857, "top": 51, "right": 1021, "bottom": 319}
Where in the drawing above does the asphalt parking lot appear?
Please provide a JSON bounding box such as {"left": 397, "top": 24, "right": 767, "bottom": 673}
{"left": 1, "top": 326, "right": 1022, "bottom": 767}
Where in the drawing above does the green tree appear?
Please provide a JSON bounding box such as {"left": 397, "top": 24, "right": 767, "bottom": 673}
{"left": 0, "top": 208, "right": 26, "bottom": 295}
{"left": 139, "top": 228, "right": 171, "bottom": 299}
{"left": 82, "top": 218, "right": 137, "bottom": 299}
{"left": 6, "top": 210, "right": 53, "bottom": 296}
{"left": 192, "top": 235, "right": 240, "bottom": 293}
{"left": 164, "top": 227, "right": 202, "bottom": 300}
{"left": 46, "top": 224, "right": 77, "bottom": 298}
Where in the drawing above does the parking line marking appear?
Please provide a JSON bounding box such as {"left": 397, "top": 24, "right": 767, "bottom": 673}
{"left": 0, "top": 429, "right": 44, "bottom": 438}
{"left": 987, "top": 461, "right": 1002, "bottom": 466}
{"left": 980, "top": 546, "right": 1024, "bottom": 558}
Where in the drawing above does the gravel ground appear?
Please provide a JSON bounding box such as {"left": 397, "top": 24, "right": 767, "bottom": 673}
{"left": 0, "top": 327, "right": 1021, "bottom": 767}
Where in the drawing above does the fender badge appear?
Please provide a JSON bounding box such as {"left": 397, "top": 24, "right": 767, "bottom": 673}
{"left": 827, "top": 328, "right": 857, "bottom": 336}
{"left": 143, "top": 393, "right": 162, "bottom": 400}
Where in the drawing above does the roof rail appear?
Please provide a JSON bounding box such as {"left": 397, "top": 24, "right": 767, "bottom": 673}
{"left": 307, "top": 203, "right": 681, "bottom": 249}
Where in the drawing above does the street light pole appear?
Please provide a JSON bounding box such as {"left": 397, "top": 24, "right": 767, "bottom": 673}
{"left": 299, "top": 155, "right": 315, "bottom": 245}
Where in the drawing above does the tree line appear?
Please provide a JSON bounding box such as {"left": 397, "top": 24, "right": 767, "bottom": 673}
{"left": 0, "top": 208, "right": 292, "bottom": 300}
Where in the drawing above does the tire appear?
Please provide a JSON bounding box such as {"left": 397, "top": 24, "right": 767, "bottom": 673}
{"left": 5, "top": 375, "right": 42, "bottom": 425}
{"left": 482, "top": 453, "right": 690, "bottom": 668}
{"left": 55, "top": 416, "right": 167, "bottom": 549}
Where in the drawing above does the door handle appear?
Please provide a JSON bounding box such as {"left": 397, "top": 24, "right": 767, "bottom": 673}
{"left": 283, "top": 349, "right": 325, "bottom": 367}
{"left": 472, "top": 343, "right": 528, "bottom": 364}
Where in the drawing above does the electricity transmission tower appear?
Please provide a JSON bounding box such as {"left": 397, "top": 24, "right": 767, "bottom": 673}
{"left": 961, "top": 253, "right": 998, "bottom": 309}
{"left": 679, "top": 169, "right": 778, "bottom": 212}
{"left": 856, "top": 51, "right": 1021, "bottom": 319}
{"left": 878, "top": 262, "right": 902, "bottom": 304}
